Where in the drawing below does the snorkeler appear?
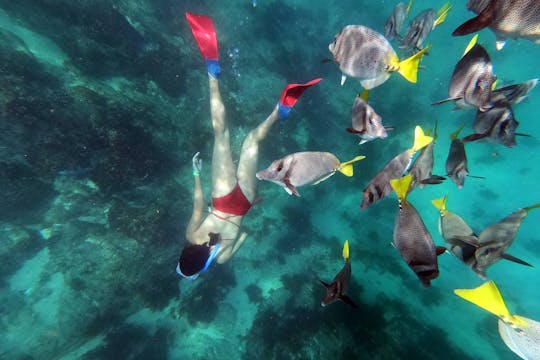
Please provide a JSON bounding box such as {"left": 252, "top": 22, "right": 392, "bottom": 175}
{"left": 177, "top": 13, "right": 321, "bottom": 280}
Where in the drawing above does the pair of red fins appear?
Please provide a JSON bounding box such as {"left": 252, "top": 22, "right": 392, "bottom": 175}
{"left": 185, "top": 12, "right": 321, "bottom": 112}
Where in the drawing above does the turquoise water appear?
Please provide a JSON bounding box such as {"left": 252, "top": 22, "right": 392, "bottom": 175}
{"left": 1, "top": 0, "right": 540, "bottom": 359}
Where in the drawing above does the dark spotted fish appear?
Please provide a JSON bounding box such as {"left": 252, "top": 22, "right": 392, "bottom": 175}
{"left": 384, "top": 1, "right": 410, "bottom": 40}
{"left": 453, "top": 0, "right": 540, "bottom": 50}
{"left": 390, "top": 174, "right": 445, "bottom": 287}
{"left": 408, "top": 122, "right": 445, "bottom": 189}
{"left": 347, "top": 90, "right": 392, "bottom": 144}
{"left": 361, "top": 126, "right": 432, "bottom": 209}
{"left": 432, "top": 41, "right": 496, "bottom": 111}
{"left": 445, "top": 126, "right": 469, "bottom": 188}
{"left": 319, "top": 240, "right": 358, "bottom": 308}
{"left": 328, "top": 25, "right": 429, "bottom": 89}
{"left": 256, "top": 152, "right": 365, "bottom": 196}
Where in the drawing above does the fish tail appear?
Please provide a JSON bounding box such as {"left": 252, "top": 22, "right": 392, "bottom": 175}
{"left": 454, "top": 281, "right": 528, "bottom": 328}
{"left": 342, "top": 240, "right": 350, "bottom": 260}
{"left": 523, "top": 203, "right": 540, "bottom": 212}
{"left": 462, "top": 34, "right": 479, "bottom": 57}
{"left": 396, "top": 46, "right": 430, "bottom": 83}
{"left": 434, "top": 2, "right": 451, "bottom": 27}
{"left": 406, "top": 0, "right": 413, "bottom": 15}
{"left": 359, "top": 89, "right": 369, "bottom": 101}
{"left": 450, "top": 124, "right": 465, "bottom": 140}
{"left": 339, "top": 155, "right": 366, "bottom": 177}
{"left": 390, "top": 174, "right": 413, "bottom": 201}
{"left": 411, "top": 125, "right": 433, "bottom": 153}
{"left": 431, "top": 195, "right": 448, "bottom": 213}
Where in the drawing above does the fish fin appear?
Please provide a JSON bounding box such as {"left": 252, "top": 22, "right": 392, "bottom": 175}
{"left": 496, "top": 40, "right": 506, "bottom": 51}
{"left": 319, "top": 279, "right": 330, "bottom": 288}
{"left": 501, "top": 253, "right": 533, "bottom": 267}
{"left": 436, "top": 246, "right": 447, "bottom": 256}
{"left": 339, "top": 156, "right": 366, "bottom": 177}
{"left": 342, "top": 240, "right": 350, "bottom": 260}
{"left": 462, "top": 133, "right": 488, "bottom": 142}
{"left": 523, "top": 203, "right": 540, "bottom": 212}
{"left": 450, "top": 235, "right": 479, "bottom": 247}
{"left": 384, "top": 126, "right": 395, "bottom": 131}
{"left": 340, "top": 295, "right": 359, "bottom": 308}
{"left": 390, "top": 174, "right": 413, "bottom": 200}
{"left": 434, "top": 2, "right": 451, "bottom": 27}
{"left": 341, "top": 74, "right": 347, "bottom": 86}
{"left": 411, "top": 125, "right": 433, "bottom": 152}
{"left": 462, "top": 34, "right": 479, "bottom": 56}
{"left": 284, "top": 180, "right": 300, "bottom": 197}
{"left": 360, "top": 89, "right": 369, "bottom": 102}
{"left": 360, "top": 75, "right": 390, "bottom": 90}
{"left": 406, "top": 0, "right": 413, "bottom": 15}
{"left": 468, "top": 175, "right": 486, "bottom": 179}
{"left": 396, "top": 46, "right": 430, "bottom": 83}
{"left": 452, "top": 1, "right": 496, "bottom": 36}
{"left": 346, "top": 127, "right": 363, "bottom": 134}
{"left": 312, "top": 172, "right": 336, "bottom": 185}
{"left": 515, "top": 133, "right": 532, "bottom": 137}
{"left": 421, "top": 176, "right": 446, "bottom": 185}
{"left": 431, "top": 97, "right": 462, "bottom": 106}
{"left": 431, "top": 195, "right": 448, "bottom": 212}
{"left": 491, "top": 79, "right": 499, "bottom": 90}
{"left": 450, "top": 124, "right": 465, "bottom": 140}
{"left": 454, "top": 281, "right": 526, "bottom": 327}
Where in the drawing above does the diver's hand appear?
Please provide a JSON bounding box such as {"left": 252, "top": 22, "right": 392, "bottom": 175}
{"left": 192, "top": 152, "right": 202, "bottom": 176}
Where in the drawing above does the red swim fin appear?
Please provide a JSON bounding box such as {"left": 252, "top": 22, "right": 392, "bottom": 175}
{"left": 185, "top": 12, "right": 219, "bottom": 61}
{"left": 279, "top": 78, "right": 323, "bottom": 107}
{"left": 452, "top": 2, "right": 496, "bottom": 36}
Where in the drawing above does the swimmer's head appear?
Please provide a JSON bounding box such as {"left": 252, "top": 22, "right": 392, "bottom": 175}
{"left": 176, "top": 236, "right": 222, "bottom": 280}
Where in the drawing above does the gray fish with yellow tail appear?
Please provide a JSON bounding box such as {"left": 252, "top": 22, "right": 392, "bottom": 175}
{"left": 432, "top": 36, "right": 496, "bottom": 112}
{"left": 256, "top": 152, "right": 365, "bottom": 196}
{"left": 347, "top": 90, "right": 393, "bottom": 144}
{"left": 400, "top": 3, "right": 451, "bottom": 51}
{"left": 390, "top": 174, "right": 445, "bottom": 287}
{"left": 462, "top": 104, "right": 521, "bottom": 147}
{"left": 455, "top": 281, "right": 540, "bottom": 360}
{"left": 408, "top": 122, "right": 445, "bottom": 189}
{"left": 328, "top": 25, "right": 429, "bottom": 89}
{"left": 452, "top": 0, "right": 540, "bottom": 50}
{"left": 319, "top": 240, "right": 358, "bottom": 308}
{"left": 384, "top": 0, "right": 412, "bottom": 40}
{"left": 432, "top": 195, "right": 478, "bottom": 266}
{"left": 361, "top": 126, "right": 432, "bottom": 209}
{"left": 468, "top": 203, "right": 538, "bottom": 278}
{"left": 445, "top": 125, "right": 472, "bottom": 188}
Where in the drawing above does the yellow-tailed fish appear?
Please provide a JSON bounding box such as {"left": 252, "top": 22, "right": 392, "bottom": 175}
{"left": 347, "top": 90, "right": 394, "bottom": 145}
{"left": 319, "top": 240, "right": 358, "bottom": 308}
{"left": 408, "top": 120, "right": 445, "bottom": 189}
{"left": 400, "top": 2, "right": 451, "bottom": 51}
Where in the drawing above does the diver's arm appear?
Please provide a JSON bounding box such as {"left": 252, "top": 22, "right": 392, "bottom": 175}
{"left": 186, "top": 153, "right": 205, "bottom": 240}
{"left": 216, "top": 232, "right": 248, "bottom": 264}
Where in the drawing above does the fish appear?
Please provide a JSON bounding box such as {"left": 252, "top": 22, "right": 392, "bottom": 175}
{"left": 432, "top": 37, "right": 496, "bottom": 112}
{"left": 445, "top": 125, "right": 470, "bottom": 188}
{"left": 328, "top": 25, "right": 429, "bottom": 89}
{"left": 408, "top": 122, "right": 446, "bottom": 189}
{"left": 361, "top": 125, "right": 433, "bottom": 209}
{"left": 452, "top": 0, "right": 540, "bottom": 50}
{"left": 400, "top": 3, "right": 451, "bottom": 51}
{"left": 462, "top": 103, "right": 520, "bottom": 147}
{"left": 390, "top": 174, "right": 446, "bottom": 287}
{"left": 490, "top": 78, "right": 539, "bottom": 105}
{"left": 347, "top": 90, "right": 393, "bottom": 144}
{"left": 384, "top": 0, "right": 412, "bottom": 40}
{"left": 319, "top": 240, "right": 358, "bottom": 308}
{"left": 432, "top": 195, "right": 478, "bottom": 266}
{"left": 455, "top": 281, "right": 540, "bottom": 360}
{"left": 467, "top": 203, "right": 538, "bottom": 278}
{"left": 256, "top": 152, "right": 365, "bottom": 196}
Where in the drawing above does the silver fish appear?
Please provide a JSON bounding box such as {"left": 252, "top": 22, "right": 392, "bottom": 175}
{"left": 445, "top": 127, "right": 469, "bottom": 188}
{"left": 408, "top": 123, "right": 445, "bottom": 189}
{"left": 490, "top": 78, "right": 539, "bottom": 105}
{"left": 453, "top": 0, "right": 540, "bottom": 50}
{"left": 319, "top": 240, "right": 357, "bottom": 308}
{"left": 463, "top": 104, "right": 519, "bottom": 147}
{"left": 328, "top": 25, "right": 428, "bottom": 89}
{"left": 256, "top": 151, "right": 364, "bottom": 196}
{"left": 390, "top": 175, "right": 445, "bottom": 287}
{"left": 432, "top": 43, "right": 496, "bottom": 111}
{"left": 347, "top": 93, "right": 391, "bottom": 144}
{"left": 400, "top": 9, "right": 437, "bottom": 51}
{"left": 361, "top": 126, "right": 432, "bottom": 209}
{"left": 384, "top": 2, "right": 408, "bottom": 40}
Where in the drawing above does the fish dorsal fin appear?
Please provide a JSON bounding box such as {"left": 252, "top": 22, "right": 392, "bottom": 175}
{"left": 454, "top": 281, "right": 527, "bottom": 327}
{"left": 450, "top": 124, "right": 465, "bottom": 140}
{"left": 434, "top": 2, "right": 451, "bottom": 27}
{"left": 431, "top": 195, "right": 448, "bottom": 214}
{"left": 462, "top": 34, "right": 479, "bottom": 57}
{"left": 411, "top": 125, "right": 433, "bottom": 152}
{"left": 390, "top": 174, "right": 413, "bottom": 201}
{"left": 338, "top": 155, "right": 366, "bottom": 177}
{"left": 360, "top": 89, "right": 369, "bottom": 102}
{"left": 396, "top": 46, "right": 430, "bottom": 83}
{"left": 406, "top": 0, "right": 413, "bottom": 15}
{"left": 452, "top": 1, "right": 497, "bottom": 37}
{"left": 523, "top": 203, "right": 540, "bottom": 212}
{"left": 342, "top": 240, "right": 350, "bottom": 260}
{"left": 500, "top": 253, "right": 533, "bottom": 267}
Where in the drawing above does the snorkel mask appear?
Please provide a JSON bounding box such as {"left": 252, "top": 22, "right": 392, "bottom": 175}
{"left": 176, "top": 239, "right": 221, "bottom": 280}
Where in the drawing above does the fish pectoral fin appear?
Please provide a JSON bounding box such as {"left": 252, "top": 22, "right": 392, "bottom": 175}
{"left": 436, "top": 246, "right": 447, "bottom": 256}
{"left": 452, "top": 1, "right": 496, "bottom": 36}
{"left": 420, "top": 175, "right": 446, "bottom": 185}
{"left": 346, "top": 127, "right": 364, "bottom": 134}
{"left": 284, "top": 180, "right": 300, "bottom": 196}
{"left": 501, "top": 253, "right": 533, "bottom": 267}
{"left": 431, "top": 97, "right": 462, "bottom": 106}
{"left": 340, "top": 294, "right": 359, "bottom": 309}
{"left": 462, "top": 133, "right": 488, "bottom": 142}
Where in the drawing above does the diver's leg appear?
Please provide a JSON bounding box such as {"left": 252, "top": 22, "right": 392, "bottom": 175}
{"left": 236, "top": 106, "right": 279, "bottom": 201}
{"left": 209, "top": 76, "right": 236, "bottom": 197}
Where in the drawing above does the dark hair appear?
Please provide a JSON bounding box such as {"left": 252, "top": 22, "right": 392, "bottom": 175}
{"left": 178, "top": 244, "right": 211, "bottom": 276}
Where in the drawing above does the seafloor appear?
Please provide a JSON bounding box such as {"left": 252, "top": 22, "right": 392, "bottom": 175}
{"left": 1, "top": 0, "right": 539, "bottom": 359}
